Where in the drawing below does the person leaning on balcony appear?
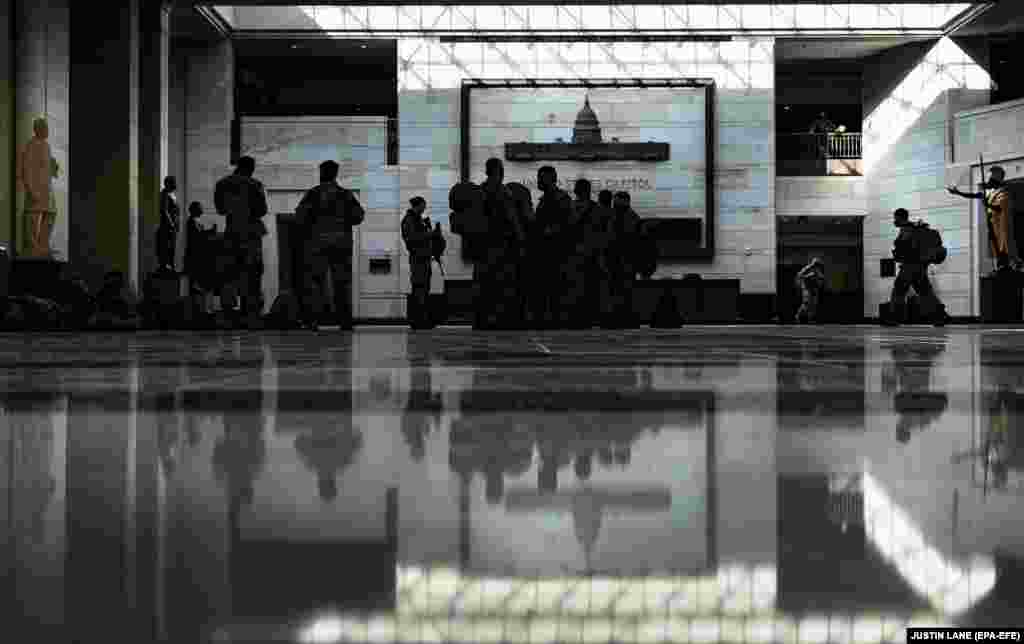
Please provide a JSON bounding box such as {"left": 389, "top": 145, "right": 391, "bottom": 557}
{"left": 948, "top": 166, "right": 1022, "bottom": 273}
{"left": 809, "top": 112, "right": 836, "bottom": 135}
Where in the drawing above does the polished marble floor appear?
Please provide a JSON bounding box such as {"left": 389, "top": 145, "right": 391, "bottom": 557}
{"left": 3, "top": 326, "right": 1024, "bottom": 643}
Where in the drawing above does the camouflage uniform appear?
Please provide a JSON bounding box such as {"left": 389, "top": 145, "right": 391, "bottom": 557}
{"left": 296, "top": 182, "right": 365, "bottom": 329}
{"left": 889, "top": 221, "right": 946, "bottom": 325}
{"left": 604, "top": 206, "right": 640, "bottom": 327}
{"left": 534, "top": 187, "right": 574, "bottom": 328}
{"left": 476, "top": 181, "right": 526, "bottom": 329}
{"left": 402, "top": 209, "right": 433, "bottom": 328}
{"left": 214, "top": 172, "right": 268, "bottom": 320}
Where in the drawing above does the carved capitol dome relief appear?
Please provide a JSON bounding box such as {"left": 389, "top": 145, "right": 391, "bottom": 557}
{"left": 572, "top": 95, "right": 602, "bottom": 144}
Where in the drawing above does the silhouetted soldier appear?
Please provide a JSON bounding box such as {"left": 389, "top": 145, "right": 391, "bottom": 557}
{"left": 534, "top": 166, "right": 574, "bottom": 328}
{"left": 597, "top": 189, "right": 613, "bottom": 210}
{"left": 795, "top": 257, "right": 826, "bottom": 323}
{"left": 572, "top": 179, "right": 602, "bottom": 328}
{"left": 184, "top": 201, "right": 215, "bottom": 317}
{"left": 884, "top": 208, "right": 948, "bottom": 327}
{"left": 157, "top": 176, "right": 180, "bottom": 272}
{"left": 949, "top": 166, "right": 1021, "bottom": 273}
{"left": 605, "top": 191, "right": 641, "bottom": 328}
{"left": 214, "top": 156, "right": 268, "bottom": 328}
{"left": 476, "top": 158, "right": 526, "bottom": 330}
{"left": 402, "top": 196, "right": 434, "bottom": 329}
{"left": 295, "top": 160, "right": 365, "bottom": 331}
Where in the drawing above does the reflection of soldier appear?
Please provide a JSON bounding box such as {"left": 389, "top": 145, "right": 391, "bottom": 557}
{"left": 402, "top": 196, "right": 434, "bottom": 330}
{"left": 294, "top": 424, "right": 364, "bottom": 502}
{"left": 881, "top": 342, "right": 949, "bottom": 444}
{"left": 401, "top": 366, "right": 442, "bottom": 463}
{"left": 214, "top": 156, "right": 268, "bottom": 327}
{"left": 212, "top": 393, "right": 267, "bottom": 508}
{"left": 449, "top": 415, "right": 534, "bottom": 504}
{"left": 795, "top": 258, "right": 825, "bottom": 323}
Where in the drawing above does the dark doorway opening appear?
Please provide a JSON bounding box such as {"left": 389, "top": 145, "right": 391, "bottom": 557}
{"left": 777, "top": 215, "right": 864, "bottom": 323}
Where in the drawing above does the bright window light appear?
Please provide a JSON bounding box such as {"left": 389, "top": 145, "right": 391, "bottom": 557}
{"left": 863, "top": 36, "right": 989, "bottom": 175}
{"left": 861, "top": 471, "right": 996, "bottom": 616}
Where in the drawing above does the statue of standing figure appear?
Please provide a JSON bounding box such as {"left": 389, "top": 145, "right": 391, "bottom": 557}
{"left": 16, "top": 117, "right": 59, "bottom": 258}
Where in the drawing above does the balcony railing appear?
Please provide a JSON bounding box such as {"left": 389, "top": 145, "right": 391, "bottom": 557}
{"left": 778, "top": 132, "right": 863, "bottom": 176}
{"left": 780, "top": 133, "right": 862, "bottom": 159}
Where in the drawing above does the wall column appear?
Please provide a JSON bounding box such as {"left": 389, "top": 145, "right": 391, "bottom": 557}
{"left": 138, "top": 0, "right": 170, "bottom": 279}
{"left": 0, "top": 0, "right": 13, "bottom": 250}
{"left": 69, "top": 1, "right": 141, "bottom": 289}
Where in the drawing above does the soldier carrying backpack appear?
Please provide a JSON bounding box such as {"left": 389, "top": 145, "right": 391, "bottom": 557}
{"left": 294, "top": 160, "right": 365, "bottom": 330}
{"left": 884, "top": 208, "right": 949, "bottom": 327}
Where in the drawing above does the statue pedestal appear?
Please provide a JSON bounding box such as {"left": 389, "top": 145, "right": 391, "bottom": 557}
{"left": 11, "top": 257, "right": 67, "bottom": 300}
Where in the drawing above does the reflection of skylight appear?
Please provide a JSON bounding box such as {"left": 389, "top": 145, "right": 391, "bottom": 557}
{"left": 286, "top": 561, "right": 991, "bottom": 643}
{"left": 295, "top": 612, "right": 952, "bottom": 644}
{"left": 862, "top": 471, "right": 995, "bottom": 615}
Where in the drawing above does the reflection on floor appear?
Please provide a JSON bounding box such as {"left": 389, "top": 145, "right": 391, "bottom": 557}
{"left": 2, "top": 326, "right": 1024, "bottom": 642}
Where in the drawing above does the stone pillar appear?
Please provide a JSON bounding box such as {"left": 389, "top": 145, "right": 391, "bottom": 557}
{"left": 138, "top": 1, "right": 170, "bottom": 279}
{"left": 13, "top": 0, "right": 70, "bottom": 260}
{"left": 68, "top": 0, "right": 140, "bottom": 289}
{"left": 0, "top": 0, "right": 13, "bottom": 248}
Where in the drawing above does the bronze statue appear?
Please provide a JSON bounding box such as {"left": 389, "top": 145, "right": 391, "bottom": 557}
{"left": 16, "top": 117, "right": 59, "bottom": 258}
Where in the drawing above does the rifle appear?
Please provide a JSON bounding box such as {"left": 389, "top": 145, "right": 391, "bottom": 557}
{"left": 428, "top": 219, "right": 446, "bottom": 276}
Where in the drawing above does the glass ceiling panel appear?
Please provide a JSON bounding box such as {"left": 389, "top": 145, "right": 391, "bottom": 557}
{"left": 221, "top": 4, "right": 976, "bottom": 33}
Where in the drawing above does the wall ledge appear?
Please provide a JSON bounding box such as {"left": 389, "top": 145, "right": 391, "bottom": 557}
{"left": 955, "top": 96, "right": 1024, "bottom": 120}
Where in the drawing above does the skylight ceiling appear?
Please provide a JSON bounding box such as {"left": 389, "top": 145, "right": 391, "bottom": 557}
{"left": 214, "top": 4, "right": 979, "bottom": 36}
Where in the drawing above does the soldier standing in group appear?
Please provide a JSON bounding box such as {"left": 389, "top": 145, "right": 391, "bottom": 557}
{"left": 948, "top": 166, "right": 1021, "bottom": 273}
{"left": 402, "top": 196, "right": 435, "bottom": 329}
{"left": 184, "top": 201, "right": 215, "bottom": 317}
{"left": 885, "top": 208, "right": 948, "bottom": 327}
{"left": 571, "top": 179, "right": 603, "bottom": 328}
{"left": 215, "top": 155, "right": 269, "bottom": 329}
{"left": 604, "top": 191, "right": 641, "bottom": 328}
{"left": 476, "top": 158, "right": 526, "bottom": 330}
{"left": 157, "top": 176, "right": 180, "bottom": 272}
{"left": 795, "top": 257, "right": 826, "bottom": 323}
{"left": 598, "top": 189, "right": 613, "bottom": 210}
{"left": 534, "top": 166, "right": 574, "bottom": 328}
{"left": 294, "top": 160, "right": 365, "bottom": 331}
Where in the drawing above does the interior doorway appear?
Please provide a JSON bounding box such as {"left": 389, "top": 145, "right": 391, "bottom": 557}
{"left": 777, "top": 216, "right": 864, "bottom": 323}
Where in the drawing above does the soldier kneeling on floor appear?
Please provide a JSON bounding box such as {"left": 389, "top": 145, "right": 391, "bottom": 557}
{"left": 795, "top": 257, "right": 826, "bottom": 324}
